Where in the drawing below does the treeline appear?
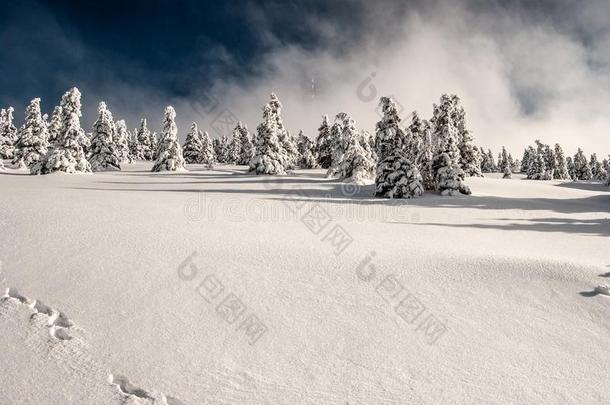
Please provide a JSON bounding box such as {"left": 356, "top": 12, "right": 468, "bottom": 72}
{"left": 0, "top": 88, "right": 608, "bottom": 196}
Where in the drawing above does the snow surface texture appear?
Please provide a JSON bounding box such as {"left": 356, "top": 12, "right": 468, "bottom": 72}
{"left": 0, "top": 164, "right": 608, "bottom": 404}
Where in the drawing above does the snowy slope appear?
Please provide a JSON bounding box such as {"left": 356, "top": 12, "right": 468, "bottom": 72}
{"left": 0, "top": 163, "right": 608, "bottom": 404}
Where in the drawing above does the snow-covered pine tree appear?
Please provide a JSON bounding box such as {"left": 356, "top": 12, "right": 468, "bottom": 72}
{"left": 512, "top": 158, "right": 521, "bottom": 173}
{"left": 133, "top": 118, "right": 153, "bottom": 160}
{"left": 520, "top": 148, "right": 530, "bottom": 173}
{"left": 89, "top": 102, "right": 121, "bottom": 172}
{"left": 419, "top": 119, "right": 435, "bottom": 190}
{"left": 503, "top": 164, "right": 512, "bottom": 179}
{"left": 150, "top": 131, "right": 159, "bottom": 160}
{"left": 573, "top": 148, "right": 591, "bottom": 180}
{"left": 553, "top": 143, "right": 569, "bottom": 180}
{"left": 32, "top": 88, "right": 92, "bottom": 174}
{"left": 212, "top": 138, "right": 222, "bottom": 162}
{"left": 47, "top": 105, "right": 63, "bottom": 146}
{"left": 0, "top": 107, "right": 18, "bottom": 160}
{"left": 326, "top": 113, "right": 348, "bottom": 178}
{"left": 249, "top": 103, "right": 285, "bottom": 175}
{"left": 335, "top": 114, "right": 375, "bottom": 183}
{"left": 12, "top": 98, "right": 49, "bottom": 168}
{"left": 543, "top": 144, "right": 556, "bottom": 179}
{"left": 498, "top": 147, "right": 507, "bottom": 171}
{"left": 227, "top": 127, "right": 242, "bottom": 164}
{"left": 487, "top": 150, "right": 497, "bottom": 172}
{"left": 151, "top": 106, "right": 186, "bottom": 172}
{"left": 115, "top": 120, "right": 133, "bottom": 164}
{"left": 183, "top": 122, "right": 204, "bottom": 164}
{"left": 268, "top": 93, "right": 298, "bottom": 169}
{"left": 431, "top": 95, "right": 470, "bottom": 195}
{"left": 200, "top": 130, "right": 216, "bottom": 167}
{"left": 375, "top": 97, "right": 424, "bottom": 198}
{"left": 236, "top": 122, "right": 254, "bottom": 165}
{"left": 566, "top": 156, "right": 576, "bottom": 180}
{"left": 359, "top": 129, "right": 377, "bottom": 165}
{"left": 589, "top": 153, "right": 605, "bottom": 181}
{"left": 296, "top": 130, "right": 317, "bottom": 169}
{"left": 128, "top": 128, "right": 139, "bottom": 160}
{"left": 315, "top": 115, "right": 333, "bottom": 169}
{"left": 451, "top": 96, "right": 482, "bottom": 177}
{"left": 527, "top": 150, "right": 549, "bottom": 180}
{"left": 218, "top": 135, "right": 230, "bottom": 163}
{"left": 406, "top": 111, "right": 425, "bottom": 164}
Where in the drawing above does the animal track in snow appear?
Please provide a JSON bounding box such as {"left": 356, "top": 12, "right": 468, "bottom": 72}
{"left": 109, "top": 374, "right": 188, "bottom": 404}
{"left": 2, "top": 287, "right": 74, "bottom": 340}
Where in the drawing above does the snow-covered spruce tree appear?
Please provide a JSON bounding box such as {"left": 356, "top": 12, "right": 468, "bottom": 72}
{"left": 150, "top": 131, "right": 159, "bottom": 160}
{"left": 503, "top": 164, "right": 512, "bottom": 179}
{"left": 375, "top": 97, "right": 423, "bottom": 198}
{"left": 430, "top": 95, "right": 470, "bottom": 195}
{"left": 480, "top": 148, "right": 494, "bottom": 173}
{"left": 236, "top": 122, "right": 254, "bottom": 165}
{"left": 543, "top": 144, "right": 556, "bottom": 179}
{"left": 553, "top": 143, "right": 569, "bottom": 180}
{"left": 296, "top": 130, "right": 317, "bottom": 169}
{"left": 520, "top": 148, "right": 530, "bottom": 173}
{"left": 487, "top": 149, "right": 499, "bottom": 173}
{"left": 326, "top": 114, "right": 348, "bottom": 178}
{"left": 212, "top": 138, "right": 222, "bottom": 162}
{"left": 0, "top": 107, "right": 18, "bottom": 160}
{"left": 12, "top": 98, "right": 49, "bottom": 168}
{"left": 183, "top": 122, "right": 204, "bottom": 164}
{"left": 573, "top": 148, "right": 591, "bottom": 180}
{"left": 498, "top": 147, "right": 507, "bottom": 171}
{"left": 128, "top": 128, "right": 139, "bottom": 160}
{"left": 217, "top": 135, "right": 229, "bottom": 163}
{"left": 89, "top": 102, "right": 121, "bottom": 172}
{"left": 406, "top": 111, "right": 425, "bottom": 163}
{"left": 605, "top": 158, "right": 610, "bottom": 186}
{"left": 359, "top": 129, "right": 377, "bottom": 165}
{"left": 133, "top": 118, "right": 153, "bottom": 160}
{"left": 589, "top": 153, "right": 605, "bottom": 181}
{"left": 418, "top": 119, "right": 435, "bottom": 191}
{"left": 336, "top": 114, "right": 375, "bottom": 183}
{"left": 151, "top": 106, "right": 186, "bottom": 172}
{"left": 451, "top": 96, "right": 482, "bottom": 177}
{"left": 268, "top": 93, "right": 298, "bottom": 169}
{"left": 32, "top": 88, "right": 92, "bottom": 174}
{"left": 200, "top": 130, "right": 216, "bottom": 167}
{"left": 566, "top": 156, "right": 576, "bottom": 180}
{"left": 114, "top": 120, "right": 133, "bottom": 164}
{"left": 227, "top": 128, "right": 242, "bottom": 164}
{"left": 527, "top": 150, "right": 549, "bottom": 180}
{"left": 249, "top": 104, "right": 285, "bottom": 175}
{"left": 315, "top": 115, "right": 333, "bottom": 169}
{"left": 47, "top": 105, "right": 63, "bottom": 146}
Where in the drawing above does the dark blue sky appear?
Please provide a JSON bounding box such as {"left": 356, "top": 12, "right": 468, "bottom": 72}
{"left": 0, "top": 0, "right": 377, "bottom": 121}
